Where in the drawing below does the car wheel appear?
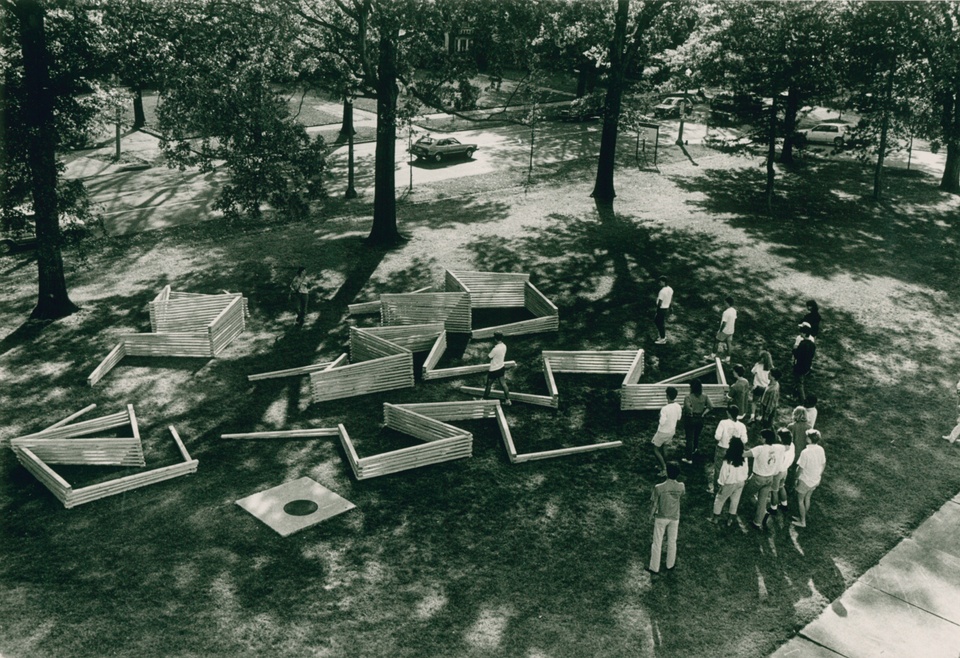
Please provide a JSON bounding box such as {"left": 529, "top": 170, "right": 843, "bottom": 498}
{"left": 465, "top": 148, "right": 475, "bottom": 159}
{"left": 0, "top": 239, "right": 14, "bottom": 255}
{"left": 833, "top": 137, "right": 844, "bottom": 147}
{"left": 433, "top": 153, "right": 443, "bottom": 162}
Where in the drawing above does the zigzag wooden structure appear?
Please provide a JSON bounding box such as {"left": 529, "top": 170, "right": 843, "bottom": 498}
{"left": 445, "top": 270, "right": 559, "bottom": 339}
{"left": 621, "top": 357, "right": 729, "bottom": 411}
{"left": 347, "top": 270, "right": 559, "bottom": 339}
{"left": 88, "top": 286, "right": 248, "bottom": 385}
{"left": 461, "top": 349, "right": 644, "bottom": 410}
{"left": 8, "top": 405, "right": 197, "bottom": 508}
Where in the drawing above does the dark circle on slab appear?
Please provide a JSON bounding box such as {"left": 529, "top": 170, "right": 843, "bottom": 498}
{"left": 283, "top": 499, "right": 319, "bottom": 516}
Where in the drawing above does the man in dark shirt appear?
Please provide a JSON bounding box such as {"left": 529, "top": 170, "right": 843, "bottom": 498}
{"left": 793, "top": 325, "right": 817, "bottom": 399}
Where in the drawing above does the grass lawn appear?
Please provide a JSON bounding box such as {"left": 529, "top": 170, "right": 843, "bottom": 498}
{"left": 2, "top": 144, "right": 959, "bottom": 658}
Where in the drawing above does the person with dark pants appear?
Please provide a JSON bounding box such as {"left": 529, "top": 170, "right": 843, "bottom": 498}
{"left": 482, "top": 332, "right": 511, "bottom": 405}
{"left": 290, "top": 266, "right": 309, "bottom": 327}
{"left": 793, "top": 325, "right": 816, "bottom": 399}
{"left": 654, "top": 276, "right": 673, "bottom": 344}
{"left": 742, "top": 429, "right": 781, "bottom": 530}
{"left": 681, "top": 378, "right": 712, "bottom": 464}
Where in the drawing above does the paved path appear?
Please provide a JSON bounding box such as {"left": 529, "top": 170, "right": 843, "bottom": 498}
{"left": 770, "top": 492, "right": 960, "bottom": 657}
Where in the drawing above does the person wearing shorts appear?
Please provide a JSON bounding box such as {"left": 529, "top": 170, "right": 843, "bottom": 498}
{"left": 482, "top": 332, "right": 511, "bottom": 405}
{"left": 792, "top": 430, "right": 826, "bottom": 528}
{"left": 707, "top": 296, "right": 736, "bottom": 363}
{"left": 652, "top": 386, "right": 682, "bottom": 476}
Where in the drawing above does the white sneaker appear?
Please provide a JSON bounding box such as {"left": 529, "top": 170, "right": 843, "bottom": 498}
{"left": 654, "top": 338, "right": 667, "bottom": 344}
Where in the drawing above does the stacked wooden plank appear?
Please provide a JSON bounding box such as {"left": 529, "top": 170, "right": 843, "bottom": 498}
{"left": 347, "top": 285, "right": 433, "bottom": 316}
{"left": 420, "top": 330, "right": 518, "bottom": 381}
{"left": 380, "top": 292, "right": 472, "bottom": 333}
{"left": 446, "top": 270, "right": 559, "bottom": 339}
{"left": 88, "top": 287, "right": 248, "bottom": 385}
{"left": 308, "top": 324, "right": 446, "bottom": 403}
{"left": 8, "top": 405, "right": 197, "bottom": 508}
{"left": 336, "top": 404, "right": 473, "bottom": 480}
{"left": 621, "top": 357, "right": 729, "bottom": 411}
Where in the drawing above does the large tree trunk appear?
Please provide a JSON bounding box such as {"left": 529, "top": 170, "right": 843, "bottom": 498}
{"left": 591, "top": 0, "right": 629, "bottom": 202}
{"left": 766, "top": 97, "right": 777, "bottom": 212}
{"left": 940, "top": 89, "right": 960, "bottom": 193}
{"left": 367, "top": 29, "right": 403, "bottom": 245}
{"left": 780, "top": 84, "right": 801, "bottom": 164}
{"left": 13, "top": 0, "right": 78, "bottom": 320}
{"left": 133, "top": 87, "right": 145, "bottom": 130}
{"left": 873, "top": 69, "right": 894, "bottom": 202}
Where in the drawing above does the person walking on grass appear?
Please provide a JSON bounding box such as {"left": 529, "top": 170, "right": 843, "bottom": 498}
{"left": 290, "top": 266, "right": 310, "bottom": 327}
{"left": 712, "top": 437, "right": 748, "bottom": 526}
{"left": 742, "top": 429, "right": 781, "bottom": 531}
{"left": 787, "top": 406, "right": 810, "bottom": 483}
{"left": 682, "top": 378, "right": 713, "bottom": 465}
{"left": 770, "top": 428, "right": 795, "bottom": 515}
{"left": 793, "top": 324, "right": 817, "bottom": 399}
{"left": 942, "top": 379, "right": 960, "bottom": 444}
{"left": 652, "top": 387, "right": 683, "bottom": 477}
{"left": 726, "top": 364, "right": 751, "bottom": 420}
{"left": 710, "top": 405, "right": 747, "bottom": 494}
{"left": 706, "top": 296, "right": 737, "bottom": 363}
{"left": 649, "top": 461, "right": 685, "bottom": 574}
{"left": 654, "top": 276, "right": 673, "bottom": 344}
{"left": 803, "top": 394, "right": 819, "bottom": 429}
{"left": 748, "top": 350, "right": 774, "bottom": 422}
{"left": 793, "top": 429, "right": 826, "bottom": 528}
{"left": 758, "top": 368, "right": 781, "bottom": 429}
{"left": 801, "top": 299, "right": 821, "bottom": 342}
{"left": 482, "top": 332, "right": 511, "bottom": 405}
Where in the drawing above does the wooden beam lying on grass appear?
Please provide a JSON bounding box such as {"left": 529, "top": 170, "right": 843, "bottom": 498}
{"left": 459, "top": 386, "right": 558, "bottom": 408}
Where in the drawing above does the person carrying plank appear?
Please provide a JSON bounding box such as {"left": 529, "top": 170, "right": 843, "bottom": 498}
{"left": 482, "top": 332, "right": 511, "bottom": 405}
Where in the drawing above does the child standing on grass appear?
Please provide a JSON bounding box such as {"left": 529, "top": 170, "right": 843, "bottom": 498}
{"left": 770, "top": 428, "right": 795, "bottom": 515}
{"left": 712, "top": 437, "right": 748, "bottom": 525}
{"left": 652, "top": 387, "right": 683, "bottom": 477}
{"left": 482, "top": 332, "right": 511, "bottom": 405}
{"left": 726, "top": 364, "right": 751, "bottom": 420}
{"left": 682, "top": 378, "right": 713, "bottom": 465}
{"left": 649, "top": 461, "right": 685, "bottom": 574}
{"left": 748, "top": 350, "right": 774, "bottom": 422}
{"left": 759, "top": 368, "right": 781, "bottom": 429}
{"left": 706, "top": 296, "right": 737, "bottom": 363}
{"left": 710, "top": 405, "right": 747, "bottom": 494}
{"left": 793, "top": 430, "right": 826, "bottom": 528}
{"left": 654, "top": 276, "right": 673, "bottom": 344}
{"left": 743, "top": 429, "right": 781, "bottom": 530}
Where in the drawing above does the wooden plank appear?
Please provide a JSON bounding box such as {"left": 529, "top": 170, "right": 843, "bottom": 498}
{"left": 543, "top": 356, "right": 559, "bottom": 397}
{"left": 16, "top": 447, "right": 71, "bottom": 490}
{"left": 423, "top": 361, "right": 516, "bottom": 381}
{"left": 65, "top": 460, "right": 198, "bottom": 508}
{"left": 16, "top": 409, "right": 130, "bottom": 442}
{"left": 393, "top": 400, "right": 502, "bottom": 421}
{"left": 336, "top": 424, "right": 363, "bottom": 479}
{"left": 221, "top": 428, "right": 342, "bottom": 439}
{"left": 324, "top": 353, "right": 348, "bottom": 370}
{"left": 459, "top": 387, "right": 558, "bottom": 408}
{"left": 310, "top": 353, "right": 414, "bottom": 402}
{"left": 542, "top": 350, "right": 638, "bottom": 374}
{"left": 169, "top": 426, "right": 192, "bottom": 462}
{"left": 12, "top": 438, "right": 144, "bottom": 467}
{"left": 471, "top": 316, "right": 559, "bottom": 339}
{"left": 524, "top": 281, "right": 559, "bottom": 317}
{"left": 384, "top": 404, "right": 466, "bottom": 442}
{"left": 348, "top": 300, "right": 382, "bottom": 315}
{"left": 42, "top": 404, "right": 98, "bottom": 432}
{"left": 247, "top": 361, "right": 335, "bottom": 381}
{"left": 716, "top": 357, "right": 728, "bottom": 386}
{"left": 656, "top": 362, "right": 718, "bottom": 384}
{"left": 422, "top": 331, "right": 447, "bottom": 372}
{"left": 623, "top": 349, "right": 645, "bottom": 386}
{"left": 128, "top": 404, "right": 140, "bottom": 442}
{"left": 513, "top": 441, "right": 623, "bottom": 463}
{"left": 88, "top": 342, "right": 127, "bottom": 386}
{"left": 495, "top": 405, "right": 518, "bottom": 462}
{"left": 206, "top": 295, "right": 242, "bottom": 333}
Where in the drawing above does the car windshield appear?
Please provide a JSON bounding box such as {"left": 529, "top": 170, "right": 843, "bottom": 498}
{"left": 417, "top": 137, "right": 436, "bottom": 144}
{"left": 814, "top": 126, "right": 838, "bottom": 133}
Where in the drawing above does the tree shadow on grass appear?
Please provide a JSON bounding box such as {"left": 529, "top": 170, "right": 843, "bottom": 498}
{"left": 668, "top": 159, "right": 960, "bottom": 294}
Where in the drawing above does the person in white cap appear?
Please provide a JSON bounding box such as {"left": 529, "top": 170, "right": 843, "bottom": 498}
{"left": 943, "top": 379, "right": 960, "bottom": 443}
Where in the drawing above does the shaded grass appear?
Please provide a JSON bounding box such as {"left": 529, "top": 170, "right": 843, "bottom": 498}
{"left": 1, "top": 149, "right": 959, "bottom": 658}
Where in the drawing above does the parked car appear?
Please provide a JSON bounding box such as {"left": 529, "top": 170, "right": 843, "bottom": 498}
{"left": 709, "top": 91, "right": 762, "bottom": 124}
{"left": 408, "top": 136, "right": 477, "bottom": 162}
{"left": 797, "top": 122, "right": 850, "bottom": 147}
{"left": 1, "top": 214, "right": 37, "bottom": 256}
{"left": 556, "top": 95, "right": 604, "bottom": 122}
{"left": 653, "top": 96, "right": 693, "bottom": 119}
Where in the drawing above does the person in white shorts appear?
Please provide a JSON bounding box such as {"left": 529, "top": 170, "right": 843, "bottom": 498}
{"left": 707, "top": 296, "right": 736, "bottom": 363}
{"left": 651, "top": 387, "right": 682, "bottom": 476}
{"left": 792, "top": 430, "right": 826, "bottom": 528}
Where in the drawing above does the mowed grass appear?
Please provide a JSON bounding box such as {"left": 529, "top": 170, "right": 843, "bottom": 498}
{"left": 1, "top": 147, "right": 959, "bottom": 658}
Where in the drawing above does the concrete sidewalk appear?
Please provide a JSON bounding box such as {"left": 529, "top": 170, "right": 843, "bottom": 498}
{"left": 771, "top": 492, "right": 960, "bottom": 657}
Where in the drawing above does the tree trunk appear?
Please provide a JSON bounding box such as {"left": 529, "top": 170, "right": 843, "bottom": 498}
{"left": 780, "top": 85, "right": 800, "bottom": 164}
{"left": 766, "top": 97, "right": 777, "bottom": 212}
{"left": 591, "top": 0, "right": 629, "bottom": 202}
{"left": 133, "top": 87, "right": 145, "bottom": 130}
{"left": 874, "top": 69, "right": 894, "bottom": 202}
{"left": 939, "top": 89, "right": 960, "bottom": 193}
{"left": 344, "top": 97, "right": 357, "bottom": 199}
{"left": 13, "top": 0, "right": 78, "bottom": 320}
{"left": 367, "top": 28, "right": 403, "bottom": 245}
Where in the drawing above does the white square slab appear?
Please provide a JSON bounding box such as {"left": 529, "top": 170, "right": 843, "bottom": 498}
{"left": 236, "top": 477, "right": 355, "bottom": 537}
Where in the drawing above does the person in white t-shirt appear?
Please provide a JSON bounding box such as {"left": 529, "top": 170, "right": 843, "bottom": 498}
{"left": 654, "top": 276, "right": 673, "bottom": 344}
{"left": 482, "top": 332, "right": 511, "bottom": 405}
{"left": 792, "top": 430, "right": 826, "bottom": 528}
{"left": 743, "top": 429, "right": 782, "bottom": 530}
{"left": 706, "top": 296, "right": 737, "bottom": 363}
{"left": 712, "top": 436, "right": 749, "bottom": 525}
{"left": 770, "top": 428, "right": 795, "bottom": 515}
{"left": 709, "top": 405, "right": 748, "bottom": 493}
{"left": 651, "top": 387, "right": 682, "bottom": 476}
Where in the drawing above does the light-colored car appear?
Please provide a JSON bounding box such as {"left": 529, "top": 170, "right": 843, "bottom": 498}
{"left": 798, "top": 122, "right": 850, "bottom": 147}
{"left": 653, "top": 96, "right": 693, "bottom": 119}
{"left": 408, "top": 136, "right": 477, "bottom": 162}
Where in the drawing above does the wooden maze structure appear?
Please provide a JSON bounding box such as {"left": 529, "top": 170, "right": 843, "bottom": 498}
{"left": 8, "top": 404, "right": 198, "bottom": 508}
{"left": 621, "top": 357, "right": 729, "bottom": 410}
{"left": 88, "top": 286, "right": 248, "bottom": 385}
{"left": 348, "top": 269, "right": 559, "bottom": 339}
